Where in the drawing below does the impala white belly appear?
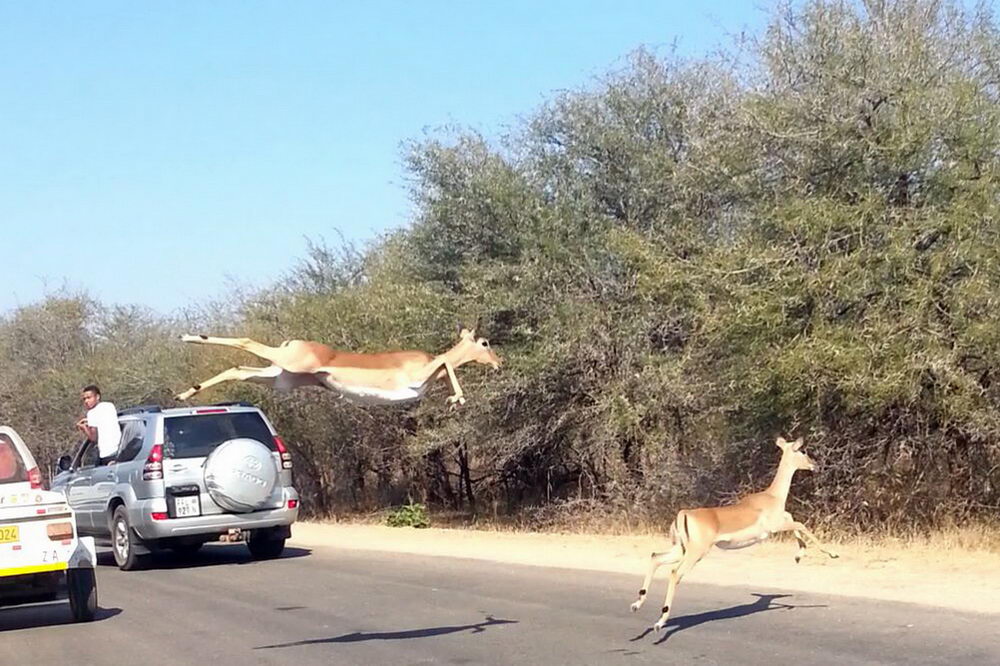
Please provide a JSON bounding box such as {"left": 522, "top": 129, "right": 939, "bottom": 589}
{"left": 320, "top": 376, "right": 428, "bottom": 405}
{"left": 270, "top": 367, "right": 322, "bottom": 391}
{"left": 716, "top": 530, "right": 771, "bottom": 550}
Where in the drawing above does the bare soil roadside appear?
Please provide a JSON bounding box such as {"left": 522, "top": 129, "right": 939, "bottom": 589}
{"left": 289, "top": 521, "right": 1000, "bottom": 614}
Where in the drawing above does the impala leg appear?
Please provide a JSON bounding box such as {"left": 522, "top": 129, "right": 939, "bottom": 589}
{"left": 792, "top": 521, "right": 839, "bottom": 559}
{"left": 180, "top": 335, "right": 285, "bottom": 364}
{"left": 781, "top": 513, "right": 838, "bottom": 561}
{"left": 631, "top": 545, "right": 681, "bottom": 612}
{"left": 414, "top": 357, "right": 466, "bottom": 407}
{"left": 652, "top": 546, "right": 709, "bottom": 632}
{"left": 444, "top": 363, "right": 465, "bottom": 406}
{"left": 175, "top": 365, "right": 277, "bottom": 401}
{"left": 793, "top": 531, "right": 808, "bottom": 563}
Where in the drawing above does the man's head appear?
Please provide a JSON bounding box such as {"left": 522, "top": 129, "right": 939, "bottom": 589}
{"left": 81, "top": 385, "right": 101, "bottom": 411}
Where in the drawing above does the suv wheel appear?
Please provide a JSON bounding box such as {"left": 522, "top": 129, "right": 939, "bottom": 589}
{"left": 67, "top": 568, "right": 98, "bottom": 622}
{"left": 247, "top": 530, "right": 286, "bottom": 559}
{"left": 111, "top": 506, "right": 148, "bottom": 571}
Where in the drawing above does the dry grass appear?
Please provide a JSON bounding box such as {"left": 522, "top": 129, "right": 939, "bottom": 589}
{"left": 315, "top": 508, "right": 1000, "bottom": 553}
{"left": 833, "top": 523, "right": 1000, "bottom": 555}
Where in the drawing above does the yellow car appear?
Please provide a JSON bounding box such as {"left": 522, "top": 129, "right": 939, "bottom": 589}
{"left": 0, "top": 426, "right": 98, "bottom": 622}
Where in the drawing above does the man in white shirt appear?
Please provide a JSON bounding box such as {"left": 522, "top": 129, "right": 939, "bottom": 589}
{"left": 76, "top": 384, "right": 121, "bottom": 465}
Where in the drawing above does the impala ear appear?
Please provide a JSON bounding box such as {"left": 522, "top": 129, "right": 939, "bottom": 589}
{"left": 792, "top": 438, "right": 804, "bottom": 451}
{"left": 776, "top": 437, "right": 788, "bottom": 450}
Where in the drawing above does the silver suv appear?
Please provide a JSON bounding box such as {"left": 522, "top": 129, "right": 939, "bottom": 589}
{"left": 50, "top": 402, "right": 299, "bottom": 570}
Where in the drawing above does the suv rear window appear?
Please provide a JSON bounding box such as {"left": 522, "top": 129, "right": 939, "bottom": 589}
{"left": 0, "top": 434, "right": 28, "bottom": 484}
{"left": 164, "top": 412, "right": 275, "bottom": 459}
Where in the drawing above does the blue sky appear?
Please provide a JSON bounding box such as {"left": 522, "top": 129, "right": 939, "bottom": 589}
{"left": 1, "top": 1, "right": 765, "bottom": 315}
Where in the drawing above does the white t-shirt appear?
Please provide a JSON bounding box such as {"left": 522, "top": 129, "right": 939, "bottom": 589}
{"left": 86, "top": 401, "right": 121, "bottom": 460}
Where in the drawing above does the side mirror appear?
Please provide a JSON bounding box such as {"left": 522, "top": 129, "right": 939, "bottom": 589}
{"left": 57, "top": 455, "right": 72, "bottom": 472}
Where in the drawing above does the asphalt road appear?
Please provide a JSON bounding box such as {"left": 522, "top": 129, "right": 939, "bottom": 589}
{"left": 1, "top": 543, "right": 996, "bottom": 665}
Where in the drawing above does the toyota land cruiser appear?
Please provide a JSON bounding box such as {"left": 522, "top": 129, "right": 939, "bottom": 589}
{"left": 50, "top": 402, "right": 299, "bottom": 570}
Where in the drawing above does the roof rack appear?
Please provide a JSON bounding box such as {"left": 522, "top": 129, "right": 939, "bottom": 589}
{"left": 209, "top": 401, "right": 256, "bottom": 408}
{"left": 118, "top": 404, "right": 163, "bottom": 416}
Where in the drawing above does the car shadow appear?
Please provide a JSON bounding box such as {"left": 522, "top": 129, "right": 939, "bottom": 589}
{"left": 96, "top": 545, "right": 312, "bottom": 570}
{"left": 629, "top": 593, "right": 828, "bottom": 645}
{"left": 0, "top": 602, "right": 122, "bottom": 631}
{"left": 254, "top": 615, "right": 519, "bottom": 649}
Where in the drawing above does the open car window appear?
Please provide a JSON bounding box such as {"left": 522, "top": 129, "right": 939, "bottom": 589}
{"left": 77, "top": 440, "right": 100, "bottom": 469}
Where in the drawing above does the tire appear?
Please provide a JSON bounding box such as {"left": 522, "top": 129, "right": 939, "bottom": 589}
{"left": 204, "top": 438, "right": 279, "bottom": 513}
{"left": 111, "top": 506, "right": 148, "bottom": 571}
{"left": 247, "top": 531, "right": 286, "bottom": 559}
{"left": 67, "top": 568, "right": 98, "bottom": 622}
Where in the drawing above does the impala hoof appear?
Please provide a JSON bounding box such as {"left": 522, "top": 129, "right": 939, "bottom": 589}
{"left": 630, "top": 601, "right": 642, "bottom": 613}
{"left": 829, "top": 552, "right": 840, "bottom": 559}
{"left": 652, "top": 620, "right": 666, "bottom": 633}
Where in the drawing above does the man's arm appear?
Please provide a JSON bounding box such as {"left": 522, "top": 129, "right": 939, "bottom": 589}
{"left": 76, "top": 418, "right": 96, "bottom": 442}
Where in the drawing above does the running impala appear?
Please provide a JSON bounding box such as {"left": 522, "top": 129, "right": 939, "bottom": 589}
{"left": 175, "top": 327, "right": 501, "bottom": 407}
{"left": 630, "top": 436, "right": 839, "bottom": 633}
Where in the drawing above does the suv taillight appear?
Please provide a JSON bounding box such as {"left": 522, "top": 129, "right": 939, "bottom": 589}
{"left": 143, "top": 444, "right": 164, "bottom": 480}
{"left": 27, "top": 467, "right": 43, "bottom": 489}
{"left": 274, "top": 436, "right": 292, "bottom": 470}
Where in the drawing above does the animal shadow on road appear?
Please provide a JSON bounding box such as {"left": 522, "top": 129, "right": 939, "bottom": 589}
{"left": 254, "top": 615, "right": 518, "bottom": 649}
{"left": 631, "top": 593, "right": 827, "bottom": 645}
{"left": 0, "top": 603, "right": 122, "bottom": 632}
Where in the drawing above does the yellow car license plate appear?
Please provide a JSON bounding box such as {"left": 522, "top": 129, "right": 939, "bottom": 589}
{"left": 0, "top": 525, "right": 19, "bottom": 544}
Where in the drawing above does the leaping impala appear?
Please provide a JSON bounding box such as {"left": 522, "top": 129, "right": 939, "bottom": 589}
{"left": 630, "top": 436, "right": 838, "bottom": 633}
{"left": 174, "top": 327, "right": 502, "bottom": 406}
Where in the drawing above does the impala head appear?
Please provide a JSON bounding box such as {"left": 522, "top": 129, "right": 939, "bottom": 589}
{"left": 776, "top": 436, "right": 816, "bottom": 471}
{"left": 455, "top": 326, "right": 502, "bottom": 370}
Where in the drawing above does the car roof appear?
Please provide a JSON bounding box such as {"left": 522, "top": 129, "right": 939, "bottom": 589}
{"left": 118, "top": 402, "right": 263, "bottom": 418}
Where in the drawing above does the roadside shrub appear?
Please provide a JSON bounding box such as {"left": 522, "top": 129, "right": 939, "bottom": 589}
{"left": 386, "top": 502, "right": 432, "bottom": 529}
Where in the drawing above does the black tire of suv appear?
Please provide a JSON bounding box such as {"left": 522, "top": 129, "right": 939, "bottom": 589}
{"left": 247, "top": 531, "right": 286, "bottom": 559}
{"left": 67, "top": 568, "right": 98, "bottom": 622}
{"left": 111, "top": 506, "right": 148, "bottom": 571}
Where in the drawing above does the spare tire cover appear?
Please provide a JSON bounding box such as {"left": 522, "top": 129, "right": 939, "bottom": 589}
{"left": 204, "top": 438, "right": 278, "bottom": 513}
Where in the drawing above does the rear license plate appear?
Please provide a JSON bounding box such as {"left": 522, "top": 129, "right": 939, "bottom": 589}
{"left": 174, "top": 495, "right": 201, "bottom": 518}
{"left": 0, "top": 525, "right": 19, "bottom": 544}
